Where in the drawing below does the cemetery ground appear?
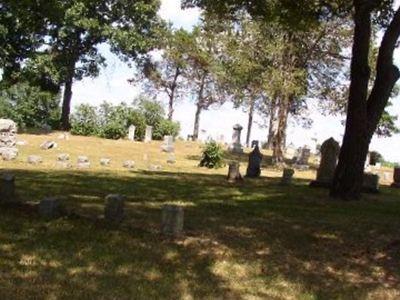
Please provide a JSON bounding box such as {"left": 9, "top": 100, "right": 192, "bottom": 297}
{"left": 0, "top": 133, "right": 400, "bottom": 299}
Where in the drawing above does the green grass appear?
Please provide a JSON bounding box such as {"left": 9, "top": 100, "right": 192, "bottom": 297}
{"left": 0, "top": 133, "right": 399, "bottom": 299}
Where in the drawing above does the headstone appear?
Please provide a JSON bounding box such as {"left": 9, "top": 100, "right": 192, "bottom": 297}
{"left": 148, "top": 164, "right": 162, "bottom": 171}
{"left": 27, "top": 155, "right": 43, "bottom": 165}
{"left": 77, "top": 156, "right": 90, "bottom": 169}
{"left": 227, "top": 162, "right": 243, "bottom": 183}
{"left": 100, "top": 158, "right": 111, "bottom": 166}
{"left": 161, "top": 135, "right": 174, "bottom": 153}
{"left": 56, "top": 161, "right": 72, "bottom": 169}
{"left": 363, "top": 173, "right": 380, "bottom": 193}
{"left": 38, "top": 197, "right": 64, "bottom": 219}
{"left": 167, "top": 154, "right": 176, "bottom": 164}
{"left": 104, "top": 194, "right": 125, "bottom": 223}
{"left": 57, "top": 133, "right": 70, "bottom": 140}
{"left": 391, "top": 167, "right": 400, "bottom": 188}
{"left": 0, "top": 174, "right": 15, "bottom": 203}
{"left": 57, "top": 153, "right": 70, "bottom": 162}
{"left": 16, "top": 140, "right": 27, "bottom": 146}
{"left": 246, "top": 145, "right": 263, "bottom": 178}
{"left": 40, "top": 140, "right": 58, "bottom": 150}
{"left": 296, "top": 147, "right": 311, "bottom": 165}
{"left": 310, "top": 138, "right": 340, "bottom": 188}
{"left": 285, "top": 145, "right": 296, "bottom": 160}
{"left": 229, "top": 124, "right": 244, "bottom": 154}
{"left": 162, "top": 205, "right": 184, "bottom": 237}
{"left": 0, "top": 119, "right": 18, "bottom": 161}
{"left": 123, "top": 160, "right": 135, "bottom": 169}
{"left": 128, "top": 125, "right": 136, "bottom": 141}
{"left": 281, "top": 168, "right": 295, "bottom": 185}
{"left": 187, "top": 135, "right": 194, "bottom": 141}
{"left": 41, "top": 124, "right": 52, "bottom": 133}
{"left": 251, "top": 140, "right": 259, "bottom": 148}
{"left": 144, "top": 125, "right": 153, "bottom": 143}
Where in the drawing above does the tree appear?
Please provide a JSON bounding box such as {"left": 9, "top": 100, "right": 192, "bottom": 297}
{"left": 133, "top": 28, "right": 191, "bottom": 120}
{"left": 180, "top": 22, "right": 226, "bottom": 140}
{"left": 46, "top": 0, "right": 163, "bottom": 130}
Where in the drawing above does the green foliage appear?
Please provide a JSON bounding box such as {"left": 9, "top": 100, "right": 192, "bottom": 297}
{"left": 0, "top": 82, "right": 60, "bottom": 129}
{"left": 153, "top": 119, "right": 181, "bottom": 140}
{"left": 369, "top": 151, "right": 384, "bottom": 165}
{"left": 70, "top": 104, "right": 99, "bottom": 136}
{"left": 199, "top": 141, "right": 225, "bottom": 169}
{"left": 71, "top": 98, "right": 180, "bottom": 140}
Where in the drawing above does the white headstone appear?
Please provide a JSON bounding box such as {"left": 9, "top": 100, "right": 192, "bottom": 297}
{"left": 128, "top": 125, "right": 136, "bottom": 141}
{"left": 144, "top": 126, "right": 153, "bottom": 143}
{"left": 161, "top": 135, "right": 174, "bottom": 153}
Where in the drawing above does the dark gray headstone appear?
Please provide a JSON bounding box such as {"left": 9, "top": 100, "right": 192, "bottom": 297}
{"left": 38, "top": 197, "right": 63, "bottom": 219}
{"left": 104, "top": 194, "right": 125, "bottom": 223}
{"left": 162, "top": 205, "right": 184, "bottom": 237}
{"left": 246, "top": 145, "right": 263, "bottom": 178}
{"left": 363, "top": 173, "right": 379, "bottom": 193}
{"left": 281, "top": 168, "right": 295, "bottom": 185}
{"left": 0, "top": 173, "right": 15, "bottom": 203}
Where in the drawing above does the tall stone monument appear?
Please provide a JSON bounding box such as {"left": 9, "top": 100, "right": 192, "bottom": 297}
{"left": 246, "top": 143, "right": 263, "bottom": 178}
{"left": 0, "top": 119, "right": 18, "bottom": 161}
{"left": 128, "top": 125, "right": 136, "bottom": 141}
{"left": 391, "top": 167, "right": 400, "bottom": 188}
{"left": 310, "top": 137, "right": 340, "bottom": 188}
{"left": 144, "top": 125, "right": 153, "bottom": 143}
{"left": 229, "top": 124, "right": 243, "bottom": 154}
{"left": 161, "top": 135, "right": 174, "bottom": 153}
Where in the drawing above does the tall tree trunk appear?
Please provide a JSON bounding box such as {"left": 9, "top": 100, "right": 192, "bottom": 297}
{"left": 60, "top": 61, "right": 76, "bottom": 130}
{"left": 331, "top": 4, "right": 400, "bottom": 200}
{"left": 272, "top": 95, "right": 290, "bottom": 164}
{"left": 266, "top": 98, "right": 278, "bottom": 149}
{"left": 246, "top": 97, "right": 255, "bottom": 147}
{"left": 330, "top": 2, "right": 375, "bottom": 199}
{"left": 193, "top": 103, "right": 202, "bottom": 141}
{"left": 167, "top": 67, "right": 180, "bottom": 121}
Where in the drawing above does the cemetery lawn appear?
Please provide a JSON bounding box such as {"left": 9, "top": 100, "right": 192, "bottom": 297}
{"left": 0, "top": 133, "right": 399, "bottom": 299}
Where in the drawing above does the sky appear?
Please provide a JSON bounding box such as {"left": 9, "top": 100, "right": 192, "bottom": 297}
{"left": 72, "top": 0, "right": 400, "bottom": 163}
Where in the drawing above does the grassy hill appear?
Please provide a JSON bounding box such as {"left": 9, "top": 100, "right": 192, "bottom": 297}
{"left": 0, "top": 133, "right": 399, "bottom": 299}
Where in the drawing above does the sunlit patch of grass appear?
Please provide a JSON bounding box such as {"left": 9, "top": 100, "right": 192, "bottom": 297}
{"left": 0, "top": 133, "right": 399, "bottom": 299}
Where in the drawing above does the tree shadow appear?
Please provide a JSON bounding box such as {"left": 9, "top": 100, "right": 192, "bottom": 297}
{"left": 0, "top": 168, "right": 399, "bottom": 298}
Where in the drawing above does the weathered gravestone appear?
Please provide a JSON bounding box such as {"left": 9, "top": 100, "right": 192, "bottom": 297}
{"left": 296, "top": 147, "right": 311, "bottom": 165}
{"left": 77, "top": 156, "right": 90, "bottom": 169}
{"left": 38, "top": 197, "right": 64, "bottom": 219}
{"left": 229, "top": 124, "right": 244, "bottom": 154}
{"left": 128, "top": 125, "right": 136, "bottom": 141}
{"left": 123, "top": 160, "right": 135, "bottom": 169}
{"left": 281, "top": 168, "right": 295, "bottom": 185}
{"left": 40, "top": 140, "right": 58, "bottom": 150}
{"left": 144, "top": 125, "right": 153, "bottom": 143}
{"left": 167, "top": 153, "right": 176, "bottom": 164}
{"left": 56, "top": 153, "right": 72, "bottom": 169}
{"left": 27, "top": 155, "right": 43, "bottom": 165}
{"left": 227, "top": 162, "right": 243, "bottom": 183}
{"left": 246, "top": 143, "right": 263, "bottom": 178}
{"left": 104, "top": 194, "right": 125, "bottom": 223}
{"left": 0, "top": 174, "right": 16, "bottom": 203}
{"left": 0, "top": 119, "right": 18, "bottom": 161}
{"left": 161, "top": 135, "right": 174, "bottom": 153}
{"left": 363, "top": 173, "right": 380, "bottom": 193}
{"left": 391, "top": 167, "right": 400, "bottom": 188}
{"left": 162, "top": 204, "right": 184, "bottom": 237}
{"left": 100, "top": 158, "right": 111, "bottom": 166}
{"left": 310, "top": 137, "right": 340, "bottom": 188}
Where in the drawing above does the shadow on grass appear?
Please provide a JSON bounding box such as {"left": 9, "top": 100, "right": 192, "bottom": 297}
{"left": 0, "top": 168, "right": 399, "bottom": 299}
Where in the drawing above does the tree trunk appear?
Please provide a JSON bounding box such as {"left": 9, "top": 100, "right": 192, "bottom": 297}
{"left": 167, "top": 67, "right": 180, "bottom": 121}
{"left": 266, "top": 98, "right": 278, "bottom": 149}
{"left": 168, "top": 94, "right": 174, "bottom": 121}
{"left": 330, "top": 3, "right": 373, "bottom": 200}
{"left": 193, "top": 103, "right": 202, "bottom": 141}
{"left": 272, "top": 95, "right": 290, "bottom": 164}
{"left": 246, "top": 97, "right": 255, "bottom": 147}
{"left": 60, "top": 61, "right": 76, "bottom": 130}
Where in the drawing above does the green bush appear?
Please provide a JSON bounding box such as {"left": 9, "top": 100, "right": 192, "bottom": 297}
{"left": 153, "top": 119, "right": 181, "bottom": 140}
{"left": 0, "top": 82, "right": 60, "bottom": 130}
{"left": 70, "top": 104, "right": 99, "bottom": 136}
{"left": 199, "top": 141, "right": 225, "bottom": 169}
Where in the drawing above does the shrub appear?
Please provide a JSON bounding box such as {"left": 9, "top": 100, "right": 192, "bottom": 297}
{"left": 153, "top": 119, "right": 181, "bottom": 140}
{"left": 199, "top": 141, "right": 225, "bottom": 169}
{"left": 126, "top": 110, "right": 146, "bottom": 140}
{"left": 0, "top": 82, "right": 61, "bottom": 130}
{"left": 70, "top": 104, "right": 99, "bottom": 136}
